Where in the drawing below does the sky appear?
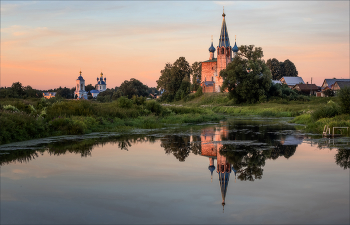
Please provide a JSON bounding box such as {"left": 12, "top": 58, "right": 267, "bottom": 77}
{"left": 1, "top": 1, "right": 349, "bottom": 90}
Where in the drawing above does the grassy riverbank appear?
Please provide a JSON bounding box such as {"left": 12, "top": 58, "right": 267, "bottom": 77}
{"left": 1, "top": 93, "right": 349, "bottom": 145}
{"left": 0, "top": 97, "right": 224, "bottom": 145}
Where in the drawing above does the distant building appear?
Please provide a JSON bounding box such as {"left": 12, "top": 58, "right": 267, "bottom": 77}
{"left": 74, "top": 71, "right": 88, "bottom": 99}
{"left": 201, "top": 10, "right": 239, "bottom": 93}
{"left": 96, "top": 72, "right": 107, "bottom": 92}
{"left": 43, "top": 92, "right": 56, "bottom": 99}
{"left": 90, "top": 89, "right": 100, "bottom": 98}
{"left": 292, "top": 83, "right": 319, "bottom": 95}
{"left": 280, "top": 76, "right": 305, "bottom": 88}
{"left": 321, "top": 79, "right": 350, "bottom": 90}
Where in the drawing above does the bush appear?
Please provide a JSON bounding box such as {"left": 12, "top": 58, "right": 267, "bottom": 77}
{"left": 311, "top": 100, "right": 341, "bottom": 121}
{"left": 116, "top": 96, "right": 133, "bottom": 108}
{"left": 145, "top": 100, "right": 162, "bottom": 116}
{"left": 338, "top": 87, "right": 350, "bottom": 114}
{"left": 194, "top": 86, "right": 203, "bottom": 98}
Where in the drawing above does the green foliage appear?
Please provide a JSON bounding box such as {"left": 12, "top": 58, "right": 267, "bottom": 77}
{"left": 116, "top": 96, "right": 133, "bottom": 108}
{"left": 311, "top": 100, "right": 340, "bottom": 121}
{"left": 157, "top": 57, "right": 192, "bottom": 102}
{"left": 56, "top": 87, "right": 73, "bottom": 99}
{"left": 195, "top": 86, "right": 203, "bottom": 97}
{"left": 0, "top": 110, "right": 48, "bottom": 144}
{"left": 118, "top": 78, "right": 149, "bottom": 99}
{"left": 220, "top": 45, "right": 272, "bottom": 104}
{"left": 323, "top": 89, "right": 335, "bottom": 97}
{"left": 3, "top": 105, "right": 19, "bottom": 112}
{"left": 337, "top": 87, "right": 350, "bottom": 114}
{"left": 266, "top": 58, "right": 298, "bottom": 80}
{"left": 268, "top": 83, "right": 307, "bottom": 101}
{"left": 145, "top": 100, "right": 162, "bottom": 116}
{"left": 191, "top": 61, "right": 201, "bottom": 91}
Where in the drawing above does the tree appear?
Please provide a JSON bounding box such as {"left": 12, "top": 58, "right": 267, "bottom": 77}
{"left": 56, "top": 87, "right": 72, "bottom": 99}
{"left": 85, "top": 84, "right": 95, "bottom": 92}
{"left": 338, "top": 86, "right": 350, "bottom": 114}
{"left": 283, "top": 59, "right": 298, "bottom": 77}
{"left": 11, "top": 82, "right": 25, "bottom": 97}
{"left": 266, "top": 58, "right": 298, "bottom": 80}
{"left": 118, "top": 78, "right": 148, "bottom": 99}
{"left": 191, "top": 61, "right": 201, "bottom": 91}
{"left": 220, "top": 45, "right": 272, "bottom": 104}
{"left": 266, "top": 58, "right": 281, "bottom": 80}
{"left": 157, "top": 57, "right": 192, "bottom": 102}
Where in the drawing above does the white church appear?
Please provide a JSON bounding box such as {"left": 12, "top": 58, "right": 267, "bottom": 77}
{"left": 74, "top": 71, "right": 107, "bottom": 99}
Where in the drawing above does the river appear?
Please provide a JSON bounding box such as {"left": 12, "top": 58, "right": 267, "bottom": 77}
{"left": 1, "top": 117, "right": 349, "bottom": 224}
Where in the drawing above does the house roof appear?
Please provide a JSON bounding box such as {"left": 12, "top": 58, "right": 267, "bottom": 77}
{"left": 90, "top": 90, "right": 100, "bottom": 93}
{"left": 281, "top": 77, "right": 305, "bottom": 86}
{"left": 202, "top": 81, "right": 215, "bottom": 87}
{"left": 322, "top": 79, "right": 350, "bottom": 89}
{"left": 293, "top": 84, "right": 319, "bottom": 91}
{"left": 272, "top": 80, "right": 282, "bottom": 84}
{"left": 334, "top": 81, "right": 350, "bottom": 89}
{"left": 202, "top": 58, "right": 217, "bottom": 63}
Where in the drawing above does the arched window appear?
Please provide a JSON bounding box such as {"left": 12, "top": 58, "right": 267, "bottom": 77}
{"left": 220, "top": 48, "right": 224, "bottom": 54}
{"left": 77, "top": 84, "right": 79, "bottom": 90}
{"left": 81, "top": 84, "right": 83, "bottom": 90}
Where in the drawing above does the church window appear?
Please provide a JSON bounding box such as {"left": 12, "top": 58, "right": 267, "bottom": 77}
{"left": 77, "top": 84, "right": 79, "bottom": 90}
{"left": 81, "top": 84, "right": 83, "bottom": 90}
{"left": 212, "top": 77, "right": 214, "bottom": 81}
{"left": 220, "top": 48, "right": 224, "bottom": 54}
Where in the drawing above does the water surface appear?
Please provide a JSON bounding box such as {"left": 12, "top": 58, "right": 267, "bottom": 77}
{"left": 1, "top": 118, "right": 349, "bottom": 224}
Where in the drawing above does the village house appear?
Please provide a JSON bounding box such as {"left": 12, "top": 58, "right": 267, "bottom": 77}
{"left": 292, "top": 83, "right": 319, "bottom": 95}
{"left": 42, "top": 92, "right": 56, "bottom": 99}
{"left": 280, "top": 76, "right": 305, "bottom": 88}
{"left": 321, "top": 79, "right": 350, "bottom": 90}
{"left": 331, "top": 81, "right": 350, "bottom": 94}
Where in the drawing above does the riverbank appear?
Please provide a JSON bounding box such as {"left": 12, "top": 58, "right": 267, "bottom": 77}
{"left": 1, "top": 94, "right": 349, "bottom": 145}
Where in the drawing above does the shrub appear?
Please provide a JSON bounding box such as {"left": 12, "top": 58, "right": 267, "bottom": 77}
{"left": 338, "top": 87, "right": 350, "bottom": 114}
{"left": 116, "top": 96, "right": 133, "bottom": 108}
{"left": 311, "top": 101, "right": 340, "bottom": 121}
{"left": 195, "top": 86, "right": 203, "bottom": 97}
{"left": 145, "top": 100, "right": 162, "bottom": 116}
{"left": 3, "top": 105, "right": 19, "bottom": 112}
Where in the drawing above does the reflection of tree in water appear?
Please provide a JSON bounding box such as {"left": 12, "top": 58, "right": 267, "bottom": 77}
{"left": 314, "top": 139, "right": 350, "bottom": 170}
{"left": 220, "top": 144, "right": 297, "bottom": 181}
{"left": 335, "top": 149, "right": 350, "bottom": 169}
{"left": 0, "top": 149, "right": 43, "bottom": 166}
{"left": 161, "top": 135, "right": 191, "bottom": 162}
{"left": 269, "top": 144, "right": 297, "bottom": 160}
{"left": 0, "top": 134, "right": 155, "bottom": 165}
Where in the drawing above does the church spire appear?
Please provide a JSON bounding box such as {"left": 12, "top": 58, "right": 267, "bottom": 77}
{"left": 219, "top": 8, "right": 230, "bottom": 47}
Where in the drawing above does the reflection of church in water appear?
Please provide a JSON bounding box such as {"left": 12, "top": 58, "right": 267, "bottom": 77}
{"left": 200, "top": 126, "right": 234, "bottom": 212}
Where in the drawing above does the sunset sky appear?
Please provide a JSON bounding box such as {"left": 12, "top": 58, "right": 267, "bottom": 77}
{"left": 1, "top": 1, "right": 349, "bottom": 90}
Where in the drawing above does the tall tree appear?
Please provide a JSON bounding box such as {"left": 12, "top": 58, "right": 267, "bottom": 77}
{"left": 11, "top": 82, "right": 25, "bottom": 97}
{"left": 118, "top": 78, "right": 148, "bottom": 99}
{"left": 283, "top": 59, "right": 298, "bottom": 77}
{"left": 157, "top": 57, "right": 192, "bottom": 101}
{"left": 191, "top": 61, "right": 202, "bottom": 91}
{"left": 85, "top": 84, "right": 95, "bottom": 92}
{"left": 220, "top": 45, "right": 272, "bottom": 104}
{"left": 266, "top": 58, "right": 281, "bottom": 80}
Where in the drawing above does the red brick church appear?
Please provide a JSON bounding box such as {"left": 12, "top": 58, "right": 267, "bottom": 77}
{"left": 201, "top": 10, "right": 238, "bottom": 93}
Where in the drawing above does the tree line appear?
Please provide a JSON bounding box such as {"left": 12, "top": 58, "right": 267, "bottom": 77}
{"left": 0, "top": 79, "right": 159, "bottom": 101}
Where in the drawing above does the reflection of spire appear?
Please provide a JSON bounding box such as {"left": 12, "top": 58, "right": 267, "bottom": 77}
{"left": 218, "top": 171, "right": 230, "bottom": 211}
{"left": 209, "top": 157, "right": 215, "bottom": 183}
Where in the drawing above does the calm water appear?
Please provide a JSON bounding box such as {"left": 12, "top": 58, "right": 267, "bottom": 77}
{"left": 1, "top": 118, "right": 349, "bottom": 224}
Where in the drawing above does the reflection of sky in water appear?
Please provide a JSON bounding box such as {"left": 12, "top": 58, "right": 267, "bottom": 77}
{"left": 1, "top": 128, "right": 349, "bottom": 224}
